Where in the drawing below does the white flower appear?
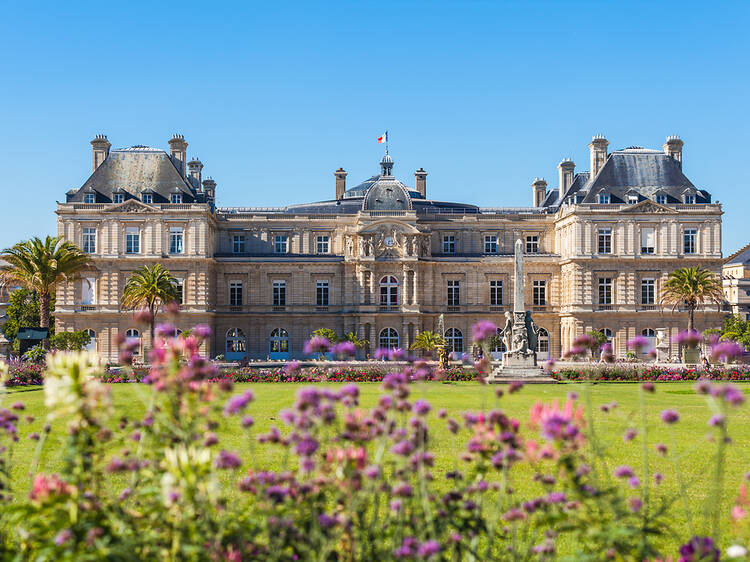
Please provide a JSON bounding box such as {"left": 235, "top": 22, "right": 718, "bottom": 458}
{"left": 44, "top": 351, "right": 106, "bottom": 419}
{"left": 727, "top": 544, "right": 748, "bottom": 558}
{"left": 0, "top": 361, "right": 8, "bottom": 384}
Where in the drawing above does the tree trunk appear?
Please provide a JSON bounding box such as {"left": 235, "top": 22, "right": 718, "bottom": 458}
{"left": 39, "top": 292, "right": 51, "bottom": 349}
{"left": 688, "top": 304, "right": 695, "bottom": 333}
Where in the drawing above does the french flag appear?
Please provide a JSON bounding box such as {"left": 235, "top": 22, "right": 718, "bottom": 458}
{"left": 377, "top": 131, "right": 388, "bottom": 144}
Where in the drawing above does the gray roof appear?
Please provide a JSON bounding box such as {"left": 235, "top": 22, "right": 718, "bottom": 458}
{"left": 67, "top": 147, "right": 199, "bottom": 203}
{"left": 726, "top": 243, "right": 750, "bottom": 266}
{"left": 362, "top": 177, "right": 412, "bottom": 211}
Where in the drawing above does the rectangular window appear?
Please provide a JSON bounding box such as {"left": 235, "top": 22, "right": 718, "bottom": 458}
{"left": 125, "top": 227, "right": 140, "bottom": 254}
{"left": 169, "top": 227, "right": 183, "bottom": 254}
{"left": 232, "top": 235, "right": 246, "bottom": 254}
{"left": 84, "top": 193, "right": 95, "bottom": 203}
{"left": 274, "top": 235, "right": 288, "bottom": 254}
{"left": 598, "top": 193, "right": 610, "bottom": 204}
{"left": 641, "top": 278, "right": 655, "bottom": 305}
{"left": 82, "top": 227, "right": 96, "bottom": 254}
{"left": 525, "top": 235, "right": 539, "bottom": 254}
{"left": 229, "top": 282, "right": 243, "bottom": 306}
{"left": 174, "top": 278, "right": 184, "bottom": 305}
{"left": 316, "top": 235, "right": 330, "bottom": 254}
{"left": 628, "top": 195, "right": 638, "bottom": 204}
{"left": 171, "top": 193, "right": 182, "bottom": 204}
{"left": 490, "top": 280, "right": 503, "bottom": 306}
{"left": 598, "top": 278, "right": 613, "bottom": 305}
{"left": 442, "top": 235, "right": 455, "bottom": 254}
{"left": 113, "top": 193, "right": 124, "bottom": 204}
{"left": 684, "top": 228, "right": 697, "bottom": 254}
{"left": 484, "top": 235, "right": 498, "bottom": 254}
{"left": 641, "top": 227, "right": 655, "bottom": 254}
{"left": 533, "top": 280, "right": 546, "bottom": 306}
{"left": 81, "top": 278, "right": 96, "bottom": 305}
{"left": 597, "top": 228, "right": 612, "bottom": 254}
{"left": 273, "top": 281, "right": 286, "bottom": 306}
{"left": 316, "top": 281, "right": 329, "bottom": 306}
{"left": 447, "top": 280, "right": 460, "bottom": 306}
{"left": 142, "top": 194, "right": 153, "bottom": 204}
{"left": 684, "top": 194, "right": 696, "bottom": 204}
{"left": 656, "top": 195, "right": 667, "bottom": 205}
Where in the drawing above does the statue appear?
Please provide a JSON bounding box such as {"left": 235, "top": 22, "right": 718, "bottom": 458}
{"left": 501, "top": 311, "right": 513, "bottom": 352}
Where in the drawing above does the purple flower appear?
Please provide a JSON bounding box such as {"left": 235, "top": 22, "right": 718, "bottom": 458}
{"left": 392, "top": 482, "right": 413, "bottom": 497}
{"left": 642, "top": 382, "right": 655, "bottom": 393}
{"left": 546, "top": 492, "right": 566, "bottom": 504}
{"left": 628, "top": 476, "right": 640, "bottom": 488}
{"left": 543, "top": 358, "right": 557, "bottom": 372}
{"left": 331, "top": 340, "right": 357, "bottom": 358}
{"left": 710, "top": 340, "right": 745, "bottom": 363}
{"left": 203, "top": 432, "right": 218, "bottom": 446}
{"left": 374, "top": 348, "right": 390, "bottom": 360}
{"left": 295, "top": 437, "right": 319, "bottom": 456}
{"left": 722, "top": 385, "right": 746, "bottom": 407}
{"left": 678, "top": 536, "right": 720, "bottom": 562}
{"left": 661, "top": 409, "right": 680, "bottom": 424}
{"left": 391, "top": 440, "right": 415, "bottom": 456}
{"left": 393, "top": 536, "right": 416, "bottom": 557}
{"left": 11, "top": 402, "right": 24, "bottom": 411}
{"left": 629, "top": 497, "right": 642, "bottom": 513}
{"left": 674, "top": 330, "right": 702, "bottom": 348}
{"left": 155, "top": 323, "right": 177, "bottom": 338}
{"left": 364, "top": 465, "right": 380, "bottom": 479}
{"left": 388, "top": 348, "right": 406, "bottom": 361}
{"left": 192, "top": 324, "right": 212, "bottom": 339}
{"left": 417, "top": 540, "right": 441, "bottom": 558}
{"left": 573, "top": 334, "right": 597, "bottom": 349}
{"left": 223, "top": 390, "right": 255, "bottom": 415}
{"left": 283, "top": 361, "right": 300, "bottom": 374}
{"left": 339, "top": 383, "right": 359, "bottom": 398}
{"left": 654, "top": 472, "right": 664, "bottom": 485}
{"left": 623, "top": 428, "right": 637, "bottom": 442}
{"left": 708, "top": 414, "right": 725, "bottom": 427}
{"left": 471, "top": 320, "right": 497, "bottom": 343}
{"left": 413, "top": 399, "right": 431, "bottom": 416}
{"left": 626, "top": 335, "right": 650, "bottom": 351}
{"left": 656, "top": 443, "right": 668, "bottom": 455}
{"left": 318, "top": 513, "right": 337, "bottom": 529}
{"left": 241, "top": 416, "right": 254, "bottom": 428}
{"left": 215, "top": 450, "right": 241, "bottom": 469}
{"left": 613, "top": 465, "right": 635, "bottom": 479}
{"left": 508, "top": 381, "right": 524, "bottom": 394}
{"left": 54, "top": 529, "right": 73, "bottom": 546}
{"left": 303, "top": 336, "right": 330, "bottom": 355}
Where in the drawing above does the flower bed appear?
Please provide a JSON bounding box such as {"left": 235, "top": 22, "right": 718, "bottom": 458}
{"left": 553, "top": 365, "right": 750, "bottom": 382}
{"left": 220, "top": 365, "right": 477, "bottom": 383}
{"left": 4, "top": 359, "right": 44, "bottom": 386}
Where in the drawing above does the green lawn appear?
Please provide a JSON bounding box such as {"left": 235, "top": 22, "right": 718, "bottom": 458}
{"left": 6, "top": 381, "right": 750, "bottom": 551}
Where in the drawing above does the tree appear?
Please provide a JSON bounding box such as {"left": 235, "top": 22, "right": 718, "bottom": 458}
{"left": 410, "top": 331, "right": 445, "bottom": 356}
{"left": 311, "top": 328, "right": 339, "bottom": 344}
{"left": 0, "top": 236, "right": 90, "bottom": 345}
{"left": 342, "top": 331, "right": 369, "bottom": 349}
{"left": 49, "top": 330, "right": 92, "bottom": 351}
{"left": 121, "top": 264, "right": 178, "bottom": 340}
{"left": 717, "top": 315, "right": 750, "bottom": 349}
{"left": 660, "top": 266, "right": 725, "bottom": 332}
{"left": 1, "top": 288, "right": 47, "bottom": 343}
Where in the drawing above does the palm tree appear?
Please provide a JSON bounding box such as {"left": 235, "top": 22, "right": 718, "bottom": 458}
{"left": 410, "top": 331, "right": 445, "bottom": 356}
{"left": 342, "top": 331, "right": 369, "bottom": 349}
{"left": 121, "top": 264, "right": 179, "bottom": 340}
{"left": 0, "top": 236, "right": 91, "bottom": 342}
{"left": 660, "top": 266, "right": 725, "bottom": 332}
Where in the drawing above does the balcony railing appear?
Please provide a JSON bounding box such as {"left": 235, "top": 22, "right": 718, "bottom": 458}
{"left": 447, "top": 306, "right": 461, "bottom": 312}
{"left": 596, "top": 304, "right": 613, "bottom": 311}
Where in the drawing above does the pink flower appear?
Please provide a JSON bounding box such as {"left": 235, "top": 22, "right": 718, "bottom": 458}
{"left": 332, "top": 341, "right": 357, "bottom": 358}
{"left": 304, "top": 336, "right": 330, "bottom": 355}
{"left": 661, "top": 409, "right": 680, "bottom": 424}
{"left": 215, "top": 450, "right": 242, "bottom": 469}
{"left": 674, "top": 330, "right": 702, "bottom": 348}
{"left": 471, "top": 320, "right": 497, "bottom": 343}
{"left": 626, "top": 335, "right": 650, "bottom": 351}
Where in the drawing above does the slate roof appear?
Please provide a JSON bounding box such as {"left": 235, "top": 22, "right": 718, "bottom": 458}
{"left": 67, "top": 147, "right": 200, "bottom": 203}
{"left": 726, "top": 243, "right": 750, "bottom": 266}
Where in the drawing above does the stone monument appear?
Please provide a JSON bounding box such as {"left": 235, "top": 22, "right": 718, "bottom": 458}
{"left": 489, "top": 239, "right": 551, "bottom": 382}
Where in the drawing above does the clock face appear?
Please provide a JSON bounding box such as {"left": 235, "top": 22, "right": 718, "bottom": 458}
{"left": 384, "top": 236, "right": 395, "bottom": 247}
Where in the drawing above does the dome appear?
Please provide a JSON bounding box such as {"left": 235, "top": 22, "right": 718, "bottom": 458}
{"left": 381, "top": 153, "right": 393, "bottom": 164}
{"left": 362, "top": 177, "right": 412, "bottom": 211}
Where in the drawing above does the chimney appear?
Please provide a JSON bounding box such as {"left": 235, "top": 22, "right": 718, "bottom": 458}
{"left": 202, "top": 177, "right": 216, "bottom": 203}
{"left": 187, "top": 157, "right": 203, "bottom": 188}
{"left": 663, "top": 135, "right": 684, "bottom": 168}
{"left": 588, "top": 135, "right": 609, "bottom": 178}
{"left": 532, "top": 178, "right": 548, "bottom": 207}
{"left": 558, "top": 159, "right": 575, "bottom": 194}
{"left": 334, "top": 168, "right": 347, "bottom": 199}
{"left": 168, "top": 134, "right": 188, "bottom": 177}
{"left": 90, "top": 134, "right": 111, "bottom": 172}
{"left": 414, "top": 168, "right": 427, "bottom": 198}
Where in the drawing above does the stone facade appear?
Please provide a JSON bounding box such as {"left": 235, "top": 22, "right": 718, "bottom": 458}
{"left": 723, "top": 244, "right": 750, "bottom": 320}
{"left": 55, "top": 134, "right": 725, "bottom": 363}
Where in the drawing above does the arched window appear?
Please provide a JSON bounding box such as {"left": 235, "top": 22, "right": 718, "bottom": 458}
{"left": 84, "top": 329, "right": 96, "bottom": 352}
{"left": 641, "top": 328, "right": 656, "bottom": 354}
{"left": 642, "top": 328, "right": 656, "bottom": 337}
{"left": 444, "top": 328, "right": 464, "bottom": 353}
{"left": 226, "top": 328, "right": 246, "bottom": 360}
{"left": 537, "top": 328, "right": 550, "bottom": 359}
{"left": 600, "top": 328, "right": 613, "bottom": 345}
{"left": 380, "top": 276, "right": 399, "bottom": 308}
{"left": 379, "top": 328, "right": 399, "bottom": 349}
{"left": 270, "top": 328, "right": 289, "bottom": 355}
{"left": 125, "top": 329, "right": 140, "bottom": 354}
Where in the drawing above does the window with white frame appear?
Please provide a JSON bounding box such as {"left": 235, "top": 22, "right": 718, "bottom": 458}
{"left": 273, "top": 280, "right": 286, "bottom": 306}
{"left": 226, "top": 328, "right": 246, "bottom": 354}
{"left": 81, "top": 277, "right": 96, "bottom": 305}
{"left": 316, "top": 235, "right": 330, "bottom": 254}
{"left": 232, "top": 235, "right": 245, "bottom": 254}
{"left": 270, "top": 328, "right": 289, "bottom": 353}
{"left": 526, "top": 235, "right": 539, "bottom": 254}
{"left": 142, "top": 193, "right": 153, "bottom": 204}
{"left": 380, "top": 276, "right": 399, "bottom": 307}
{"left": 442, "top": 235, "right": 456, "bottom": 254}
{"left": 656, "top": 195, "right": 667, "bottom": 205}
{"left": 598, "top": 193, "right": 610, "bottom": 204}
{"left": 598, "top": 278, "right": 613, "bottom": 305}
{"left": 532, "top": 280, "right": 546, "bottom": 306}
{"left": 627, "top": 194, "right": 638, "bottom": 204}
{"left": 229, "top": 281, "right": 243, "bottom": 306}
{"left": 84, "top": 193, "right": 95, "bottom": 204}
{"left": 82, "top": 227, "right": 96, "bottom": 254}
{"left": 641, "top": 227, "right": 655, "bottom": 254}
{"left": 447, "top": 280, "right": 460, "bottom": 306}
{"left": 484, "top": 235, "right": 498, "bottom": 254}
{"left": 684, "top": 228, "right": 697, "bottom": 254}
{"left": 316, "top": 280, "right": 329, "bottom": 307}
{"left": 125, "top": 227, "right": 140, "bottom": 254}
{"left": 171, "top": 193, "right": 182, "bottom": 204}
{"left": 84, "top": 329, "right": 96, "bottom": 351}
{"left": 379, "top": 328, "right": 399, "bottom": 349}
{"left": 169, "top": 227, "right": 184, "bottom": 254}
{"left": 490, "top": 280, "right": 503, "bottom": 306}
{"left": 597, "top": 228, "right": 611, "bottom": 254}
{"left": 113, "top": 193, "right": 124, "bottom": 204}
{"left": 274, "top": 235, "right": 288, "bottom": 254}
{"left": 444, "top": 328, "right": 464, "bottom": 353}
{"left": 684, "top": 194, "right": 696, "bottom": 204}
{"left": 641, "top": 278, "right": 655, "bottom": 305}
{"left": 173, "top": 278, "right": 184, "bottom": 305}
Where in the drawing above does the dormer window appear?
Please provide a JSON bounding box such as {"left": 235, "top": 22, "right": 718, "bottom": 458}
{"left": 684, "top": 194, "right": 696, "bottom": 204}
{"left": 113, "top": 193, "right": 124, "bottom": 204}
{"left": 84, "top": 193, "right": 95, "bottom": 204}
{"left": 142, "top": 193, "right": 153, "bottom": 204}
{"left": 628, "top": 195, "right": 638, "bottom": 205}
{"left": 171, "top": 193, "right": 182, "bottom": 204}
{"left": 597, "top": 193, "right": 610, "bottom": 204}
{"left": 656, "top": 195, "right": 667, "bottom": 205}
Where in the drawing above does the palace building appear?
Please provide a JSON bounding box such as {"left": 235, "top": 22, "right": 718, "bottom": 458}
{"left": 56, "top": 133, "right": 724, "bottom": 363}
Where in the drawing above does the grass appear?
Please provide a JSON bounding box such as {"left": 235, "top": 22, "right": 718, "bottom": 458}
{"left": 6, "top": 381, "right": 750, "bottom": 552}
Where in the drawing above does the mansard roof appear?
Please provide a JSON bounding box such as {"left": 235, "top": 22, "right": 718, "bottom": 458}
{"left": 726, "top": 243, "right": 750, "bottom": 266}
{"left": 67, "top": 147, "right": 198, "bottom": 203}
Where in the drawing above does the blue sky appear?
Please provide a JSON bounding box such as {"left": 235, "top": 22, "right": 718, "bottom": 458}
{"left": 1, "top": 1, "right": 748, "bottom": 252}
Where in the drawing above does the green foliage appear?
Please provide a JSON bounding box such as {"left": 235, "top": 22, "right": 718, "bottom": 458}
{"left": 588, "top": 329, "right": 609, "bottom": 348}
{"left": 21, "top": 343, "right": 47, "bottom": 363}
{"left": 49, "top": 330, "right": 92, "bottom": 351}
{"left": 342, "top": 331, "right": 369, "bottom": 349}
{"left": 311, "top": 328, "right": 339, "bottom": 344}
{"left": 121, "top": 264, "right": 178, "bottom": 338}
{"left": 410, "top": 330, "right": 444, "bottom": 352}
{"left": 660, "top": 266, "right": 725, "bottom": 331}
{"left": 718, "top": 315, "right": 750, "bottom": 348}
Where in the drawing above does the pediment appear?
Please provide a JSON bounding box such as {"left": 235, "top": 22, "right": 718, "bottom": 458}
{"left": 357, "top": 219, "right": 420, "bottom": 235}
{"left": 619, "top": 200, "right": 677, "bottom": 214}
{"left": 105, "top": 200, "right": 161, "bottom": 213}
